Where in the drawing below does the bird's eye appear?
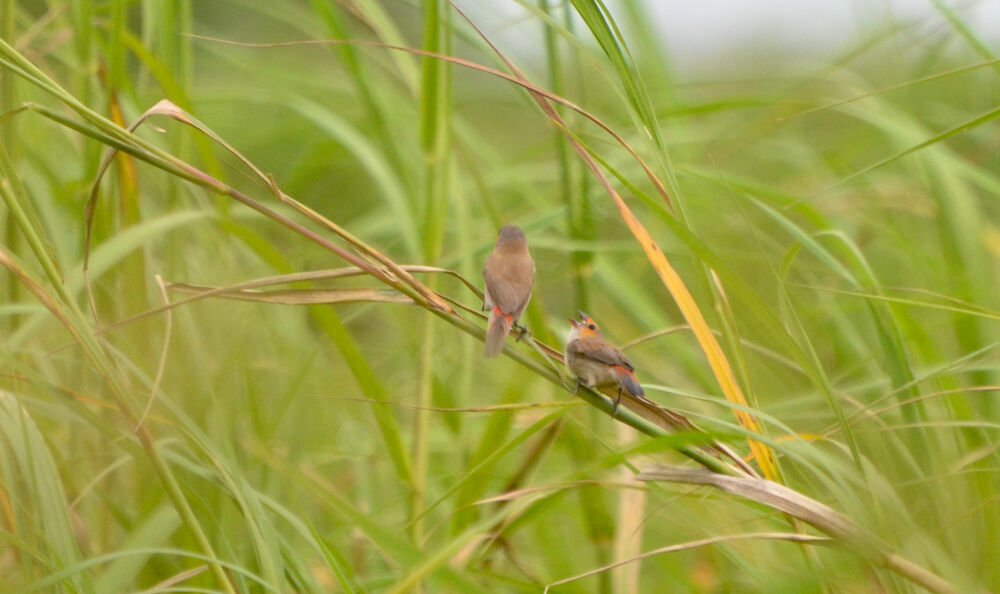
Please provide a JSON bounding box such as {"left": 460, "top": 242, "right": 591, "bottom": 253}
{"left": 588, "top": 324, "right": 596, "bottom": 330}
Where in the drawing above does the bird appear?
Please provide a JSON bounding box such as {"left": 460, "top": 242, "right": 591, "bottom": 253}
{"left": 565, "top": 314, "right": 761, "bottom": 476}
{"left": 565, "top": 312, "right": 644, "bottom": 413}
{"left": 482, "top": 225, "right": 535, "bottom": 357}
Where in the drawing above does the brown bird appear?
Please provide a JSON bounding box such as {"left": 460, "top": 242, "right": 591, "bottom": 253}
{"left": 482, "top": 225, "right": 535, "bottom": 357}
{"left": 566, "top": 312, "right": 644, "bottom": 412}
{"left": 566, "top": 313, "right": 760, "bottom": 477}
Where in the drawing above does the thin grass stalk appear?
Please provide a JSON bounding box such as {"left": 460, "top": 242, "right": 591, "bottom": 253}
{"left": 0, "top": 1, "right": 14, "bottom": 129}
{"left": 132, "top": 3, "right": 220, "bottom": 182}
{"left": 67, "top": 0, "right": 93, "bottom": 99}
{"left": 2, "top": 0, "right": 18, "bottom": 319}
{"left": 547, "top": 532, "right": 831, "bottom": 592}
{"left": 423, "top": 414, "right": 569, "bottom": 565}
{"left": 103, "top": 44, "right": 150, "bottom": 361}
{"left": 108, "top": 0, "right": 127, "bottom": 90}
{"left": 565, "top": 0, "right": 677, "bottom": 213}
{"left": 413, "top": 311, "right": 436, "bottom": 551}
{"left": 409, "top": 0, "right": 450, "bottom": 564}
{"left": 540, "top": 0, "right": 591, "bottom": 312}
{"left": 451, "top": 110, "right": 476, "bottom": 450}
{"left": 783, "top": 57, "right": 1000, "bottom": 121}
{"left": 177, "top": 0, "right": 193, "bottom": 92}
{"left": 309, "top": 0, "right": 411, "bottom": 192}
{"left": 613, "top": 421, "right": 645, "bottom": 594}
{"left": 931, "top": 0, "right": 998, "bottom": 65}
{"left": 540, "top": 3, "right": 614, "bottom": 587}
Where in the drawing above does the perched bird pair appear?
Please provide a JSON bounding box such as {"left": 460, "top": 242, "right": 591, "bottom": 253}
{"left": 482, "top": 225, "right": 644, "bottom": 411}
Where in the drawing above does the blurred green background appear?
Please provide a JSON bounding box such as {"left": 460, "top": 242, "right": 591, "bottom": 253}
{"left": 2, "top": 0, "right": 999, "bottom": 592}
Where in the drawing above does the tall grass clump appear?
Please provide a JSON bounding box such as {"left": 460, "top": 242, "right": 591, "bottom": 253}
{"left": 1, "top": 0, "right": 998, "bottom": 592}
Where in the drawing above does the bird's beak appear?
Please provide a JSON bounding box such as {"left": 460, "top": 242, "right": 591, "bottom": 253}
{"left": 577, "top": 310, "right": 590, "bottom": 322}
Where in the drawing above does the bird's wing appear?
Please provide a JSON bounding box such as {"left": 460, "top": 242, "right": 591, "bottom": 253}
{"left": 568, "top": 338, "right": 635, "bottom": 370}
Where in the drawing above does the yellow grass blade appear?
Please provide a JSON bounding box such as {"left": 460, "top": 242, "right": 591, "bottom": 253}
{"left": 609, "top": 200, "right": 780, "bottom": 481}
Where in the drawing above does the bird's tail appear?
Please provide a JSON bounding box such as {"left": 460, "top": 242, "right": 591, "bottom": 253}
{"left": 612, "top": 365, "right": 645, "bottom": 396}
{"left": 484, "top": 308, "right": 513, "bottom": 358}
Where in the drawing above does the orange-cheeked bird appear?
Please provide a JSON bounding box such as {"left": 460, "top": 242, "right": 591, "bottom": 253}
{"left": 566, "top": 312, "right": 644, "bottom": 412}
{"left": 482, "top": 225, "right": 535, "bottom": 357}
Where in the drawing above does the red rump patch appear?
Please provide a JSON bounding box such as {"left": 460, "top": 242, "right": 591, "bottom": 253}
{"left": 493, "top": 305, "right": 513, "bottom": 323}
{"left": 611, "top": 365, "right": 644, "bottom": 396}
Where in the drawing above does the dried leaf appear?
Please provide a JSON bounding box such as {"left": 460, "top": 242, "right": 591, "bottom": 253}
{"left": 168, "top": 283, "right": 412, "bottom": 305}
{"left": 638, "top": 465, "right": 956, "bottom": 594}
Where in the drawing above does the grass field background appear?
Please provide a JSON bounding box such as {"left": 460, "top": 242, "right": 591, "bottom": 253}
{"left": 2, "top": 1, "right": 999, "bottom": 592}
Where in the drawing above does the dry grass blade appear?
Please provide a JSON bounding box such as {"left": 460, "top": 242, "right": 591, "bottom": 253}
{"left": 637, "top": 465, "right": 957, "bottom": 594}
{"left": 168, "top": 283, "right": 413, "bottom": 305}
{"left": 141, "top": 99, "right": 452, "bottom": 313}
{"left": 545, "top": 531, "right": 830, "bottom": 592}
{"left": 473, "top": 480, "right": 646, "bottom": 506}
{"left": 79, "top": 97, "right": 449, "bottom": 315}
{"left": 0, "top": 247, "right": 79, "bottom": 339}
{"left": 136, "top": 565, "right": 208, "bottom": 594}
{"left": 93, "top": 265, "right": 478, "bottom": 339}
{"left": 83, "top": 99, "right": 174, "bottom": 325}
{"left": 325, "top": 397, "right": 579, "bottom": 414}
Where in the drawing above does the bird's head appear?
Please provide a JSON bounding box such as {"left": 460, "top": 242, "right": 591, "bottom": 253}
{"left": 568, "top": 311, "right": 603, "bottom": 340}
